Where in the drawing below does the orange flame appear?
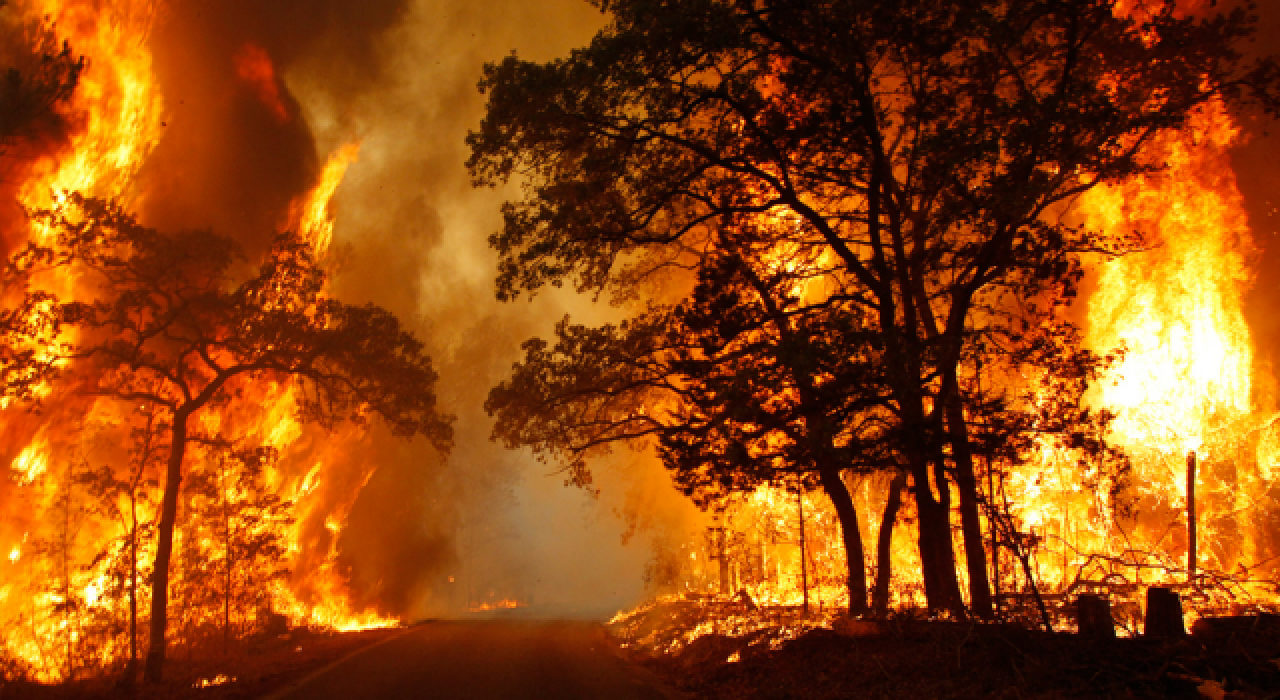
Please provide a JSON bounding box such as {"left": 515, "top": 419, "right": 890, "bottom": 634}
{"left": 234, "top": 43, "right": 290, "bottom": 123}
{"left": 0, "top": 3, "right": 389, "bottom": 680}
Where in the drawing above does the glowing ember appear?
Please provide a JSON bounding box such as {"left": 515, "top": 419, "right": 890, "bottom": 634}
{"left": 193, "top": 673, "right": 236, "bottom": 688}
{"left": 469, "top": 599, "right": 527, "bottom": 612}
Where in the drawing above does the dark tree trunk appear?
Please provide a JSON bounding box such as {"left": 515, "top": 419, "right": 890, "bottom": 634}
{"left": 946, "top": 398, "right": 994, "bottom": 619}
{"left": 910, "top": 454, "right": 966, "bottom": 618}
{"left": 874, "top": 471, "right": 906, "bottom": 615}
{"left": 818, "top": 467, "right": 868, "bottom": 614}
{"left": 144, "top": 410, "right": 188, "bottom": 683}
{"left": 223, "top": 498, "right": 231, "bottom": 656}
{"left": 127, "top": 499, "right": 138, "bottom": 683}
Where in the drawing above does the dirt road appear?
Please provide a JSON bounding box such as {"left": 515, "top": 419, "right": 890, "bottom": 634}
{"left": 267, "top": 620, "right": 677, "bottom": 700}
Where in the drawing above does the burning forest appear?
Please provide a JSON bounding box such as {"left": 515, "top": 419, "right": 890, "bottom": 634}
{"left": 2, "top": 0, "right": 1280, "bottom": 698}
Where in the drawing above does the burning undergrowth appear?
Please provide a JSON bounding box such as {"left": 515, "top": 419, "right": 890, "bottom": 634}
{"left": 607, "top": 594, "right": 839, "bottom": 660}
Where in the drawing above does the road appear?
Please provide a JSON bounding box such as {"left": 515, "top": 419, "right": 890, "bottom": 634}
{"left": 268, "top": 620, "right": 679, "bottom": 700}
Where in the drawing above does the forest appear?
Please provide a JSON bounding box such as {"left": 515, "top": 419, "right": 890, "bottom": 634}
{"left": 2, "top": 0, "right": 1280, "bottom": 698}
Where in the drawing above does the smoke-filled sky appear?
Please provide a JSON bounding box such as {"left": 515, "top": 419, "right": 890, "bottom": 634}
{"left": 128, "top": 0, "right": 704, "bottom": 620}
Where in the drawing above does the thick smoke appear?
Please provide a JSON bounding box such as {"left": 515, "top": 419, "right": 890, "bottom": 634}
{"left": 130, "top": 0, "right": 702, "bottom": 620}
{"left": 1235, "top": 3, "right": 1280, "bottom": 404}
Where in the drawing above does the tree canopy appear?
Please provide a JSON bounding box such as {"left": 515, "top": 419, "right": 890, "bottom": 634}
{"left": 5, "top": 194, "right": 453, "bottom": 680}
{"left": 472, "top": 0, "right": 1279, "bottom": 617}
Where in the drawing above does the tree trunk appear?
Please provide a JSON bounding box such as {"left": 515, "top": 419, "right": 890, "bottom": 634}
{"left": 946, "top": 398, "right": 993, "bottom": 619}
{"left": 798, "top": 490, "right": 809, "bottom": 615}
{"left": 144, "top": 410, "right": 188, "bottom": 683}
{"left": 874, "top": 471, "right": 906, "bottom": 615}
{"left": 128, "top": 499, "right": 138, "bottom": 682}
{"left": 715, "top": 526, "right": 730, "bottom": 596}
{"left": 818, "top": 467, "right": 868, "bottom": 614}
{"left": 910, "top": 455, "right": 965, "bottom": 618}
{"left": 1186, "top": 451, "right": 1197, "bottom": 582}
{"left": 224, "top": 501, "right": 231, "bottom": 656}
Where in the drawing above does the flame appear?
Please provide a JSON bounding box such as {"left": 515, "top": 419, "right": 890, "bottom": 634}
{"left": 620, "top": 57, "right": 1278, "bottom": 641}
{"left": 997, "top": 95, "right": 1278, "bottom": 625}
{"left": 234, "top": 43, "right": 289, "bottom": 123}
{"left": 193, "top": 673, "right": 235, "bottom": 688}
{"left": 10, "top": 437, "right": 49, "bottom": 485}
{"left": 0, "top": 0, "right": 167, "bottom": 677}
{"left": 288, "top": 141, "right": 360, "bottom": 256}
{"left": 0, "top": 2, "right": 390, "bottom": 680}
{"left": 18, "top": 0, "right": 163, "bottom": 218}
{"left": 1086, "top": 100, "right": 1253, "bottom": 458}
{"left": 469, "top": 599, "right": 527, "bottom": 612}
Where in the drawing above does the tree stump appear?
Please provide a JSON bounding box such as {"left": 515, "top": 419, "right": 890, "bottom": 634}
{"left": 1144, "top": 587, "right": 1186, "bottom": 638}
{"left": 1076, "top": 594, "right": 1115, "bottom": 639}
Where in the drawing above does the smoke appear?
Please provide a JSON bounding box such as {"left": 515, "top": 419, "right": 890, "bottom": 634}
{"left": 123, "top": 0, "right": 703, "bottom": 620}
{"left": 1234, "top": 1, "right": 1280, "bottom": 409}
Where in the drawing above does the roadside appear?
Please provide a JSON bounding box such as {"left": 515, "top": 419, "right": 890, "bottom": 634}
{"left": 632, "top": 621, "right": 1280, "bottom": 699}
{"left": 0, "top": 627, "right": 403, "bottom": 700}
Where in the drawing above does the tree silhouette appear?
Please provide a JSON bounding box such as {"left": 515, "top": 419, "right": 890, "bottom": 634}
{"left": 470, "top": 0, "right": 1279, "bottom": 616}
{"left": 77, "top": 403, "right": 165, "bottom": 681}
{"left": 489, "top": 231, "right": 894, "bottom": 612}
{"left": 7, "top": 194, "right": 452, "bottom": 681}
{"left": 0, "top": 18, "right": 83, "bottom": 158}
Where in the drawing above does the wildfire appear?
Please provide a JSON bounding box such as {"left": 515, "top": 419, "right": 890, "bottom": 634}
{"left": 0, "top": 0, "right": 395, "bottom": 682}
{"left": 1086, "top": 100, "right": 1254, "bottom": 458}
{"left": 617, "top": 16, "right": 1280, "bottom": 645}
{"left": 289, "top": 141, "right": 361, "bottom": 256}
{"left": 997, "top": 95, "right": 1277, "bottom": 618}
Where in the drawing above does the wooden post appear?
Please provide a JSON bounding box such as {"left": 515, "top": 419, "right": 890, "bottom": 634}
{"left": 1186, "top": 450, "right": 1197, "bottom": 583}
{"left": 1145, "top": 586, "right": 1186, "bottom": 637}
{"left": 798, "top": 490, "right": 810, "bottom": 616}
{"left": 1076, "top": 594, "right": 1115, "bottom": 639}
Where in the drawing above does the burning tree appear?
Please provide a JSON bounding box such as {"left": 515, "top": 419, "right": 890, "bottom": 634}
{"left": 181, "top": 441, "right": 292, "bottom": 655}
{"left": 4, "top": 195, "right": 453, "bottom": 681}
{"left": 75, "top": 403, "right": 164, "bottom": 679}
{"left": 486, "top": 239, "right": 893, "bottom": 612}
{"left": 470, "top": 0, "right": 1279, "bottom": 618}
{"left": 0, "top": 19, "right": 82, "bottom": 159}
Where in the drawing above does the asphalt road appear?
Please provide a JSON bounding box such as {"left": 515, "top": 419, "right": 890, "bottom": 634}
{"left": 268, "top": 620, "right": 678, "bottom": 700}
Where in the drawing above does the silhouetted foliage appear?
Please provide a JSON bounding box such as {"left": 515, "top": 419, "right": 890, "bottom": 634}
{"left": 0, "top": 17, "right": 83, "bottom": 155}
{"left": 472, "top": 0, "right": 1279, "bottom": 617}
{"left": 3, "top": 194, "right": 453, "bottom": 681}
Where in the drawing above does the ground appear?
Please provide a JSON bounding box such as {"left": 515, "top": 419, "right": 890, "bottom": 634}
{"left": 0, "top": 627, "right": 400, "bottom": 700}
{"left": 632, "top": 617, "right": 1280, "bottom": 699}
